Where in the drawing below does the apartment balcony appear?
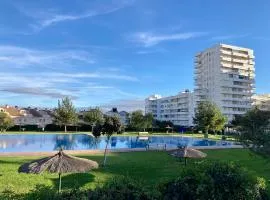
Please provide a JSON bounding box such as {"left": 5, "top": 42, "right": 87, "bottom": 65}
{"left": 223, "top": 77, "right": 254, "bottom": 83}
{"left": 249, "top": 54, "right": 255, "bottom": 59}
{"left": 221, "top": 62, "right": 232, "bottom": 68}
{"left": 221, "top": 90, "right": 253, "bottom": 96}
{"left": 221, "top": 49, "right": 232, "bottom": 55}
{"left": 222, "top": 97, "right": 251, "bottom": 102}
{"left": 221, "top": 56, "right": 232, "bottom": 62}
{"left": 222, "top": 104, "right": 251, "bottom": 109}
{"left": 224, "top": 82, "right": 254, "bottom": 89}
{"left": 223, "top": 111, "right": 247, "bottom": 115}
{"left": 232, "top": 58, "right": 248, "bottom": 64}
{"left": 232, "top": 51, "right": 248, "bottom": 58}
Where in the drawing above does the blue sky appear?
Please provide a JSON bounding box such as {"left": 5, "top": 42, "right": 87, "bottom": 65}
{"left": 0, "top": 0, "right": 269, "bottom": 110}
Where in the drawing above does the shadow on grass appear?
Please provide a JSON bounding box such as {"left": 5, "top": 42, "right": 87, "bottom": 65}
{"left": 51, "top": 173, "right": 95, "bottom": 190}
{"left": 0, "top": 159, "right": 26, "bottom": 165}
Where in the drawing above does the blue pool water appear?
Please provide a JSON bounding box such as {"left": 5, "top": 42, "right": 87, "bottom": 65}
{"left": 0, "top": 134, "right": 235, "bottom": 153}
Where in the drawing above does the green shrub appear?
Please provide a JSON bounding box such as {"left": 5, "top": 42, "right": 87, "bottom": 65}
{"left": 89, "top": 176, "right": 155, "bottom": 200}
{"left": 159, "top": 169, "right": 201, "bottom": 200}
{"left": 160, "top": 162, "right": 268, "bottom": 200}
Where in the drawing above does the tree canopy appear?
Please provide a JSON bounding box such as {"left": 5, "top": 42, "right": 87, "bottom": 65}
{"left": 130, "top": 110, "right": 154, "bottom": 131}
{"left": 130, "top": 110, "right": 145, "bottom": 131}
{"left": 193, "top": 101, "right": 227, "bottom": 134}
{"left": 0, "top": 112, "right": 14, "bottom": 132}
{"left": 103, "top": 115, "right": 122, "bottom": 136}
{"left": 144, "top": 113, "right": 154, "bottom": 131}
{"left": 232, "top": 107, "right": 270, "bottom": 152}
{"left": 54, "top": 97, "right": 78, "bottom": 132}
{"left": 83, "top": 108, "right": 104, "bottom": 125}
{"left": 90, "top": 115, "right": 122, "bottom": 166}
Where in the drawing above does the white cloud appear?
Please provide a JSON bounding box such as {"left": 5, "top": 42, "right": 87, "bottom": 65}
{"left": 135, "top": 48, "right": 167, "bottom": 55}
{"left": 0, "top": 87, "right": 78, "bottom": 100}
{"left": 15, "top": 0, "right": 135, "bottom": 32}
{"left": 100, "top": 99, "right": 145, "bottom": 112}
{"left": 0, "top": 69, "right": 139, "bottom": 101}
{"left": 211, "top": 34, "right": 249, "bottom": 41}
{"left": 0, "top": 45, "right": 95, "bottom": 69}
{"left": 130, "top": 32, "right": 206, "bottom": 47}
{"left": 253, "top": 36, "right": 270, "bottom": 41}
{"left": 43, "top": 72, "right": 139, "bottom": 82}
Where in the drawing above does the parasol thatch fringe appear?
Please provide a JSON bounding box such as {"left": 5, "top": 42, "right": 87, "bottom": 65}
{"left": 19, "top": 150, "right": 99, "bottom": 174}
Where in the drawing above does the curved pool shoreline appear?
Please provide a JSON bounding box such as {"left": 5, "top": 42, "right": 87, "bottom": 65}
{"left": 0, "top": 133, "right": 240, "bottom": 154}
{"left": 0, "top": 145, "right": 243, "bottom": 156}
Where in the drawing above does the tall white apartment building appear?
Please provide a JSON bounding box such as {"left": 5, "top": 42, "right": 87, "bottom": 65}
{"left": 145, "top": 90, "right": 195, "bottom": 126}
{"left": 252, "top": 94, "right": 270, "bottom": 111}
{"left": 195, "top": 44, "right": 255, "bottom": 121}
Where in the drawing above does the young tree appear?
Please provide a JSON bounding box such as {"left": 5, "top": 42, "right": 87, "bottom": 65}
{"left": 0, "top": 112, "right": 14, "bottom": 132}
{"left": 83, "top": 108, "right": 104, "bottom": 133}
{"left": 92, "top": 115, "right": 121, "bottom": 166}
{"left": 102, "top": 115, "right": 121, "bottom": 166}
{"left": 232, "top": 107, "right": 270, "bottom": 152}
{"left": 54, "top": 97, "right": 78, "bottom": 132}
{"left": 193, "top": 101, "right": 227, "bottom": 136}
{"left": 143, "top": 113, "right": 154, "bottom": 132}
{"left": 130, "top": 110, "right": 145, "bottom": 131}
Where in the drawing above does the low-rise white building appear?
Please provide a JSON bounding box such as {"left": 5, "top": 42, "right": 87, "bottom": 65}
{"left": 0, "top": 105, "right": 54, "bottom": 128}
{"left": 252, "top": 94, "right": 270, "bottom": 111}
{"left": 145, "top": 90, "right": 195, "bottom": 127}
{"left": 105, "top": 108, "right": 130, "bottom": 126}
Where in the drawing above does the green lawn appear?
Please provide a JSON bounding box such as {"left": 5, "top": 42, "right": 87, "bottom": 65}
{"left": 0, "top": 149, "right": 269, "bottom": 195}
{"left": 120, "top": 132, "right": 237, "bottom": 141}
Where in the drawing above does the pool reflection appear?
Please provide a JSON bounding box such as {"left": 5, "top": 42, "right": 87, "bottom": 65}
{"left": 0, "top": 134, "right": 235, "bottom": 153}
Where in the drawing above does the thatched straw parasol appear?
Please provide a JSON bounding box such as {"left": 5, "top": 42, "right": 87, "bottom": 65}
{"left": 169, "top": 146, "right": 207, "bottom": 165}
{"left": 18, "top": 149, "right": 99, "bottom": 192}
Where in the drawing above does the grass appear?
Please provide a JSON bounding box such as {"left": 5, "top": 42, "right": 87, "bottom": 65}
{"left": 120, "top": 132, "right": 237, "bottom": 141}
{"left": 0, "top": 149, "right": 269, "bottom": 194}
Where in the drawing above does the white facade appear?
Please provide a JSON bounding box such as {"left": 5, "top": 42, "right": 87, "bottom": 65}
{"left": 0, "top": 105, "right": 53, "bottom": 128}
{"left": 14, "top": 109, "right": 53, "bottom": 128}
{"left": 145, "top": 91, "right": 195, "bottom": 126}
{"left": 105, "top": 108, "right": 130, "bottom": 126}
{"left": 195, "top": 44, "right": 255, "bottom": 122}
{"left": 252, "top": 94, "right": 270, "bottom": 111}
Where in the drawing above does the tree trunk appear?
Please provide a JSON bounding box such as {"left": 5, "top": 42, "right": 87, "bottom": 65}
{"left": 91, "top": 125, "right": 94, "bottom": 134}
{"left": 64, "top": 125, "right": 67, "bottom": 133}
{"left": 103, "top": 136, "right": 110, "bottom": 166}
{"left": 204, "top": 129, "right": 209, "bottom": 138}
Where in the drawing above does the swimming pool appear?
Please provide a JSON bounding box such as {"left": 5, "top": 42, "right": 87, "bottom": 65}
{"left": 0, "top": 134, "right": 236, "bottom": 153}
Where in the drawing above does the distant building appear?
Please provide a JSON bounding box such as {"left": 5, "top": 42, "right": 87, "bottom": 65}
{"left": 252, "top": 94, "right": 270, "bottom": 111}
{"left": 0, "top": 105, "right": 54, "bottom": 128}
{"left": 105, "top": 108, "right": 130, "bottom": 126}
{"left": 145, "top": 90, "right": 195, "bottom": 127}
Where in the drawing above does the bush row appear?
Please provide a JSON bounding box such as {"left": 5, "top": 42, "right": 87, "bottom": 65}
{"left": 1, "top": 161, "right": 269, "bottom": 200}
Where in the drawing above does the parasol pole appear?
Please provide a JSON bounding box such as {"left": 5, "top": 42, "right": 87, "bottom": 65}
{"left": 58, "top": 173, "right": 62, "bottom": 193}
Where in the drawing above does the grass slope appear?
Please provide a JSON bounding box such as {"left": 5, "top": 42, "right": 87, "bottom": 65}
{"left": 0, "top": 149, "right": 269, "bottom": 194}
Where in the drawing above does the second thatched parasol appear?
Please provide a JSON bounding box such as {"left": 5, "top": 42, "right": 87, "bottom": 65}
{"left": 169, "top": 146, "right": 207, "bottom": 165}
{"left": 18, "top": 149, "right": 99, "bottom": 192}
